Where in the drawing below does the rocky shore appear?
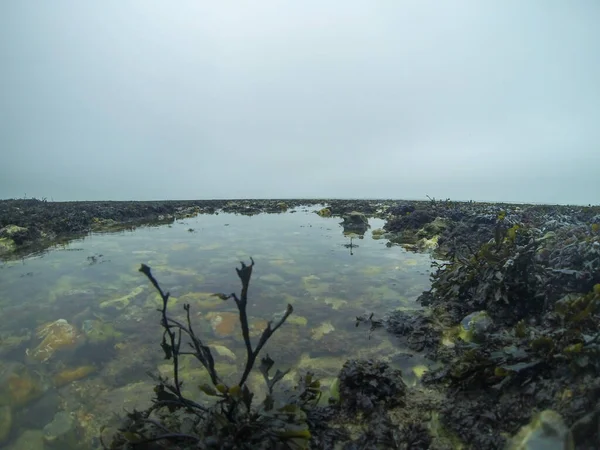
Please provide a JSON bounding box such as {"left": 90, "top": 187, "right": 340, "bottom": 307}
{"left": 1, "top": 197, "right": 599, "bottom": 449}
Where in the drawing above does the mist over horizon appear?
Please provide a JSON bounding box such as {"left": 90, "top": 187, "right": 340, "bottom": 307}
{"left": 1, "top": 1, "right": 599, "bottom": 205}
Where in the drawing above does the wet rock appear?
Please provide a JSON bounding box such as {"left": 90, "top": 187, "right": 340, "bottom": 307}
{"left": 0, "top": 405, "right": 12, "bottom": 444}
{"left": 459, "top": 311, "right": 494, "bottom": 343}
{"left": 505, "top": 410, "right": 574, "bottom": 450}
{"left": 27, "top": 319, "right": 83, "bottom": 363}
{"left": 7, "top": 429, "right": 45, "bottom": 450}
{"left": 317, "top": 208, "right": 332, "bottom": 217}
{"left": 43, "top": 410, "right": 80, "bottom": 449}
{"left": 338, "top": 359, "right": 405, "bottom": 414}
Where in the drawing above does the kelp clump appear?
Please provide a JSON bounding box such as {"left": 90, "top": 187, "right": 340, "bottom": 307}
{"left": 420, "top": 216, "right": 600, "bottom": 325}
{"left": 413, "top": 213, "right": 600, "bottom": 448}
{"left": 106, "top": 259, "right": 321, "bottom": 450}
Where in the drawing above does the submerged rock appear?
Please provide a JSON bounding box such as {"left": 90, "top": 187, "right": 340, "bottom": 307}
{"left": 43, "top": 410, "right": 79, "bottom": 449}
{"left": 53, "top": 365, "right": 96, "bottom": 387}
{"left": 505, "top": 410, "right": 574, "bottom": 450}
{"left": 27, "top": 319, "right": 82, "bottom": 363}
{"left": 99, "top": 285, "right": 146, "bottom": 310}
{"left": 0, "top": 362, "right": 46, "bottom": 408}
{"left": 0, "top": 405, "right": 12, "bottom": 444}
{"left": 8, "top": 429, "right": 45, "bottom": 450}
{"left": 311, "top": 321, "right": 335, "bottom": 341}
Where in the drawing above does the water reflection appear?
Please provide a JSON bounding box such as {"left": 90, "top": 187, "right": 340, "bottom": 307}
{"left": 0, "top": 207, "right": 434, "bottom": 449}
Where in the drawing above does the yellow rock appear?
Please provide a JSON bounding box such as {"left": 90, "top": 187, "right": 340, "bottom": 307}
{"left": 28, "top": 319, "right": 82, "bottom": 363}
{"left": 100, "top": 285, "right": 146, "bottom": 310}
{"left": 53, "top": 365, "right": 95, "bottom": 387}
{"left": 287, "top": 315, "right": 308, "bottom": 327}
{"left": 412, "top": 365, "right": 428, "bottom": 379}
{"left": 311, "top": 322, "right": 335, "bottom": 341}
{"left": 1, "top": 364, "right": 44, "bottom": 408}
{"left": 322, "top": 297, "right": 348, "bottom": 310}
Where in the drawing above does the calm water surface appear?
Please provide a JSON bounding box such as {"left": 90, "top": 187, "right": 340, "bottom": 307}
{"left": 0, "top": 207, "right": 435, "bottom": 448}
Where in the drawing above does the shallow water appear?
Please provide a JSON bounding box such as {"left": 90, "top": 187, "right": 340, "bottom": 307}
{"left": 0, "top": 206, "right": 435, "bottom": 448}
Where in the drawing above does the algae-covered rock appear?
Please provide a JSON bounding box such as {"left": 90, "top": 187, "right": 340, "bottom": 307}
{"left": 459, "top": 311, "right": 494, "bottom": 343}
{"left": 0, "top": 238, "right": 16, "bottom": 256}
{"left": 99, "top": 285, "right": 146, "bottom": 310}
{"left": 311, "top": 321, "right": 335, "bottom": 340}
{"left": 322, "top": 297, "right": 348, "bottom": 310}
{"left": 371, "top": 228, "right": 385, "bottom": 238}
{"left": 417, "top": 217, "right": 448, "bottom": 239}
{"left": 317, "top": 208, "right": 332, "bottom": 217}
{"left": 0, "top": 225, "right": 29, "bottom": 244}
{"left": 53, "top": 365, "right": 96, "bottom": 387}
{"left": 0, "top": 405, "right": 12, "bottom": 444}
{"left": 505, "top": 410, "right": 574, "bottom": 450}
{"left": 287, "top": 315, "right": 308, "bottom": 327}
{"left": 81, "top": 320, "right": 122, "bottom": 345}
{"left": 340, "top": 211, "right": 370, "bottom": 234}
{"left": 27, "top": 319, "right": 83, "bottom": 363}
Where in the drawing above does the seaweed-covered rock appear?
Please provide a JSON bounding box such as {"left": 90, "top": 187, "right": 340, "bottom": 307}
{"left": 0, "top": 225, "right": 30, "bottom": 245}
{"left": 387, "top": 203, "right": 416, "bottom": 216}
{"left": 340, "top": 211, "right": 370, "bottom": 234}
{"left": 417, "top": 217, "right": 449, "bottom": 239}
{"left": 385, "top": 210, "right": 434, "bottom": 233}
{"left": 385, "top": 309, "right": 442, "bottom": 352}
{"left": 505, "top": 410, "right": 574, "bottom": 450}
{"left": 338, "top": 359, "right": 405, "bottom": 414}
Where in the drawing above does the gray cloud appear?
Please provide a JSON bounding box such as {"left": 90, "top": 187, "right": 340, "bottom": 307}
{"left": 1, "top": 1, "right": 599, "bottom": 204}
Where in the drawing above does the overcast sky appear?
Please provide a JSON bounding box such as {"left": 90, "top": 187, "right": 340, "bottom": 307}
{"left": 1, "top": 1, "right": 599, "bottom": 204}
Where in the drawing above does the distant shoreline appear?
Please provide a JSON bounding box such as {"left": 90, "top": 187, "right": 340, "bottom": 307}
{"left": 1, "top": 198, "right": 598, "bottom": 260}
